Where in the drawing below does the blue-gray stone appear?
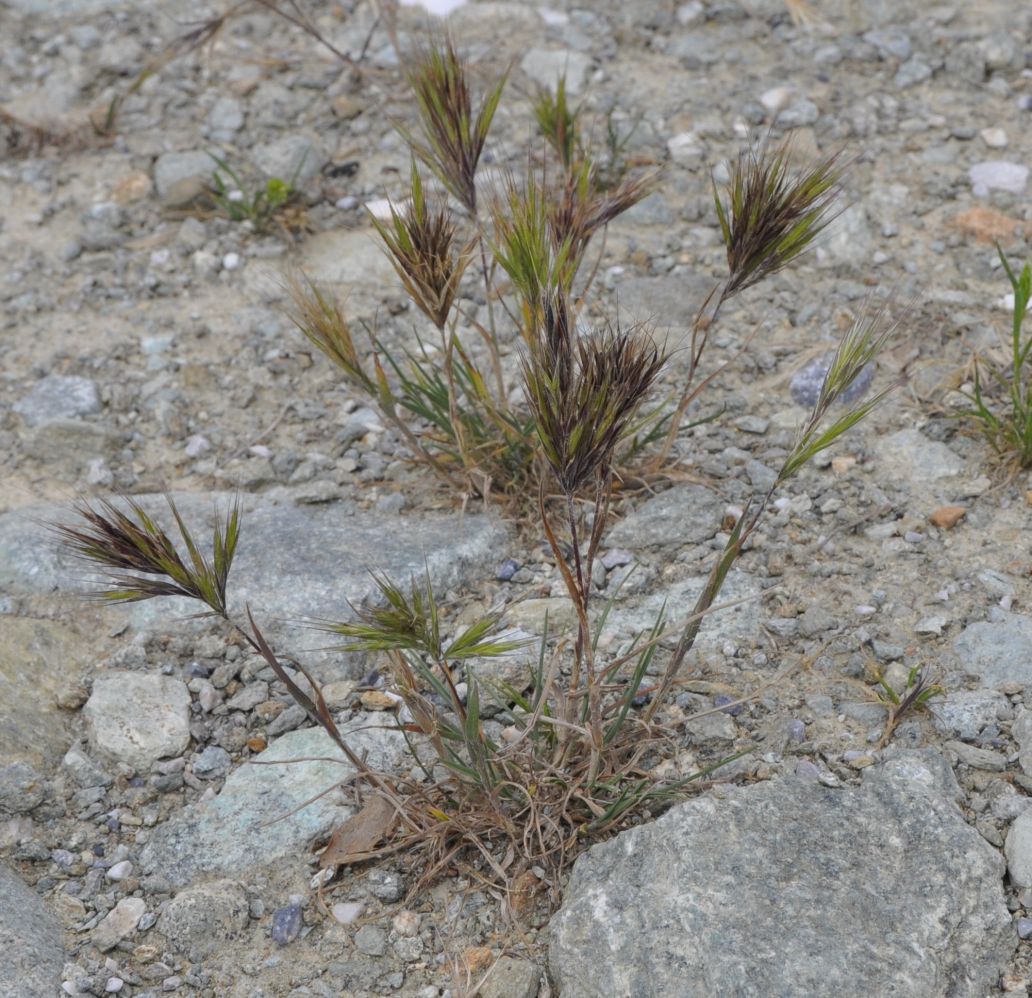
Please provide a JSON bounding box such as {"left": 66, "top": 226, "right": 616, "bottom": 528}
{"left": 139, "top": 723, "right": 404, "bottom": 887}
{"left": 271, "top": 903, "right": 302, "bottom": 946}
{"left": 790, "top": 355, "right": 875, "bottom": 408}
{"left": 12, "top": 375, "right": 100, "bottom": 426}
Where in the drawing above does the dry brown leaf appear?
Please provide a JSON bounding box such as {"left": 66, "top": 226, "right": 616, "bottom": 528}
{"left": 320, "top": 795, "right": 397, "bottom": 869}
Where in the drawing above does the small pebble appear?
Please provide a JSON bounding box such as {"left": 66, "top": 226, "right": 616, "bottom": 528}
{"left": 790, "top": 355, "right": 874, "bottom": 408}
{"left": 496, "top": 558, "right": 520, "bottom": 582}
{"left": 105, "top": 979, "right": 124, "bottom": 994}
{"left": 222, "top": 252, "right": 242, "bottom": 271}
{"left": 713, "top": 694, "right": 744, "bottom": 717}
{"left": 1018, "top": 917, "right": 1032, "bottom": 940}
{"left": 331, "top": 902, "right": 364, "bottom": 924}
{"left": 271, "top": 903, "right": 302, "bottom": 946}
{"left": 981, "top": 127, "right": 1008, "bottom": 148}
{"left": 970, "top": 161, "right": 1028, "bottom": 196}
{"left": 184, "top": 435, "right": 211, "bottom": 458}
{"left": 930, "top": 505, "right": 966, "bottom": 529}
{"left": 106, "top": 860, "right": 133, "bottom": 881}
{"left": 601, "top": 549, "right": 633, "bottom": 571}
{"left": 786, "top": 719, "right": 806, "bottom": 743}
{"left": 795, "top": 760, "right": 822, "bottom": 781}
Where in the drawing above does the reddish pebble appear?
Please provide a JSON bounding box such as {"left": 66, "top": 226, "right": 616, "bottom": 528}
{"left": 929, "top": 505, "right": 966, "bottom": 529}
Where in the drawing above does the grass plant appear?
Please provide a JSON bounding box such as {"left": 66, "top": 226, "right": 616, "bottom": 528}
{"left": 959, "top": 246, "right": 1032, "bottom": 469}
{"left": 56, "top": 18, "right": 902, "bottom": 911}
{"left": 58, "top": 278, "right": 898, "bottom": 902}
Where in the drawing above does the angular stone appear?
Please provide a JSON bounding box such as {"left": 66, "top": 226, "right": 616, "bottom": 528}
{"left": 0, "top": 492, "right": 507, "bottom": 675}
{"left": 520, "top": 48, "right": 592, "bottom": 94}
{"left": 930, "top": 689, "right": 1009, "bottom": 742}
{"left": 26, "top": 420, "right": 122, "bottom": 478}
{"left": 0, "top": 616, "right": 89, "bottom": 769}
{"left": 607, "top": 485, "right": 722, "bottom": 550}
{"left": 154, "top": 150, "right": 217, "bottom": 203}
{"left": 158, "top": 880, "right": 250, "bottom": 957}
{"left": 954, "top": 614, "right": 1032, "bottom": 688}
{"left": 91, "top": 896, "right": 146, "bottom": 952}
{"left": 550, "top": 752, "right": 1011, "bottom": 998}
{"left": 297, "top": 229, "right": 397, "bottom": 317}
{"left": 873, "top": 429, "right": 963, "bottom": 489}
{"left": 480, "top": 956, "right": 540, "bottom": 998}
{"left": 140, "top": 722, "right": 405, "bottom": 887}
{"left": 250, "top": 133, "right": 328, "bottom": 186}
{"left": 0, "top": 863, "right": 65, "bottom": 994}
{"left": 13, "top": 376, "right": 100, "bottom": 426}
{"left": 83, "top": 672, "right": 191, "bottom": 771}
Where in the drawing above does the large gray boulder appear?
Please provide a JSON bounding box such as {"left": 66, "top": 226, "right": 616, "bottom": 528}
{"left": 0, "top": 615, "right": 89, "bottom": 769}
{"left": 550, "top": 751, "right": 1012, "bottom": 998}
{"left": 0, "top": 863, "right": 65, "bottom": 998}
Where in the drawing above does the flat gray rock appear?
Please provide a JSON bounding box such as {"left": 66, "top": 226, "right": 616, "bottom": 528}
{"left": 872, "top": 428, "right": 963, "bottom": 492}
{"left": 140, "top": 722, "right": 404, "bottom": 887}
{"left": 550, "top": 751, "right": 1011, "bottom": 998}
{"left": 610, "top": 274, "right": 714, "bottom": 347}
{"left": 954, "top": 614, "right": 1032, "bottom": 688}
{"left": 930, "top": 689, "right": 1010, "bottom": 742}
{"left": 297, "top": 229, "right": 398, "bottom": 316}
{"left": 0, "top": 863, "right": 65, "bottom": 997}
{"left": 600, "top": 568, "right": 761, "bottom": 649}
{"left": 0, "top": 491, "right": 507, "bottom": 673}
{"left": 12, "top": 375, "right": 100, "bottom": 426}
{"left": 607, "top": 484, "right": 723, "bottom": 551}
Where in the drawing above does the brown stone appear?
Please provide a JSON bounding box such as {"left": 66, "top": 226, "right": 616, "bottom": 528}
{"left": 359, "top": 690, "right": 398, "bottom": 711}
{"left": 930, "top": 505, "right": 967, "bottom": 529}
{"left": 112, "top": 171, "right": 152, "bottom": 204}
{"left": 955, "top": 206, "right": 1024, "bottom": 244}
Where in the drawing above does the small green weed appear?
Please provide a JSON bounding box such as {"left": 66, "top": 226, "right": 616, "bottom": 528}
{"left": 960, "top": 245, "right": 1032, "bottom": 469}
{"left": 874, "top": 666, "right": 943, "bottom": 748}
{"left": 209, "top": 151, "right": 307, "bottom": 233}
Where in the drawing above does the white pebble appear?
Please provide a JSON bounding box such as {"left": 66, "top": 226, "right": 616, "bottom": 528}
{"left": 980, "top": 127, "right": 1008, "bottom": 148}
{"left": 222, "top": 252, "right": 242, "bottom": 271}
{"left": 667, "top": 132, "right": 702, "bottom": 163}
{"left": 106, "top": 861, "right": 133, "bottom": 881}
{"left": 184, "top": 434, "right": 211, "bottom": 458}
{"left": 855, "top": 605, "right": 877, "bottom": 617}
{"left": 760, "top": 86, "right": 793, "bottom": 113}
{"left": 105, "top": 979, "right": 124, "bottom": 994}
{"left": 331, "top": 902, "right": 364, "bottom": 924}
{"left": 335, "top": 196, "right": 358, "bottom": 210}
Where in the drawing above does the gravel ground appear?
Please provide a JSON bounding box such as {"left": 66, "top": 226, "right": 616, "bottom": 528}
{"left": 3, "top": 0, "right": 1032, "bottom": 995}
